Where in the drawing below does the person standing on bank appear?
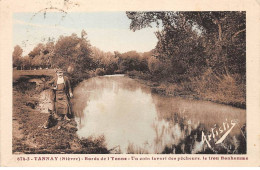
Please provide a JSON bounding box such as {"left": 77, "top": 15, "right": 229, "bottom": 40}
{"left": 47, "top": 69, "right": 73, "bottom": 121}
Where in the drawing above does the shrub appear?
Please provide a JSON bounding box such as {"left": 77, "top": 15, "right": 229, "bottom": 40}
{"left": 95, "top": 68, "right": 105, "bottom": 76}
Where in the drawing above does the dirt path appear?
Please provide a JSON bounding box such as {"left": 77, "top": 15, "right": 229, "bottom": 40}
{"left": 12, "top": 77, "right": 109, "bottom": 154}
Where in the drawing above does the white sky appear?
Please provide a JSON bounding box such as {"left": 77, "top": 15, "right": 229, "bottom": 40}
{"left": 13, "top": 12, "right": 159, "bottom": 56}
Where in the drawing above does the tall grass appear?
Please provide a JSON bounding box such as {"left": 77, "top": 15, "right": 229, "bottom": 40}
{"left": 127, "top": 69, "right": 246, "bottom": 108}
{"left": 189, "top": 69, "right": 245, "bottom": 108}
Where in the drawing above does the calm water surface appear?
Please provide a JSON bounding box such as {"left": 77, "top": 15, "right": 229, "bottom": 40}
{"left": 72, "top": 75, "right": 246, "bottom": 154}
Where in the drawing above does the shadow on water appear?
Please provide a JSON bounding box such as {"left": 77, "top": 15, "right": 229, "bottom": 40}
{"left": 71, "top": 75, "right": 246, "bottom": 154}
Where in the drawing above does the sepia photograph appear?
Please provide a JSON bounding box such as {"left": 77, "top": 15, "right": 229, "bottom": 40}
{"left": 11, "top": 11, "right": 247, "bottom": 155}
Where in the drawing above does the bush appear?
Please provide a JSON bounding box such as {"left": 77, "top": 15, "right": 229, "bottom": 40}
{"left": 148, "top": 56, "right": 163, "bottom": 75}
{"left": 94, "top": 68, "right": 105, "bottom": 76}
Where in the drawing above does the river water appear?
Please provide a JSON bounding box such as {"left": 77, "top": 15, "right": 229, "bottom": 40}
{"left": 72, "top": 75, "right": 246, "bottom": 154}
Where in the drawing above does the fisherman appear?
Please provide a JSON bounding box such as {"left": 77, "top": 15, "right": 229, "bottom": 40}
{"left": 43, "top": 69, "right": 73, "bottom": 129}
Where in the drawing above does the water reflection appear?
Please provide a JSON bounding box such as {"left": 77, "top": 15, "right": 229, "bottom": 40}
{"left": 72, "top": 75, "right": 246, "bottom": 154}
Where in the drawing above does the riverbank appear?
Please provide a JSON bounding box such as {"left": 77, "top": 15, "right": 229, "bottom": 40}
{"left": 12, "top": 69, "right": 246, "bottom": 154}
{"left": 126, "top": 71, "right": 246, "bottom": 109}
{"left": 12, "top": 70, "right": 109, "bottom": 154}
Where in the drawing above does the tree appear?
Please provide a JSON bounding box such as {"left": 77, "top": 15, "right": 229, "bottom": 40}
{"left": 91, "top": 46, "right": 118, "bottom": 74}
{"left": 31, "top": 54, "right": 42, "bottom": 69}
{"left": 28, "top": 43, "right": 44, "bottom": 59}
{"left": 148, "top": 56, "right": 164, "bottom": 75}
{"left": 81, "top": 29, "right": 87, "bottom": 39}
{"left": 117, "top": 51, "right": 149, "bottom": 73}
{"left": 126, "top": 12, "right": 207, "bottom": 80}
{"left": 21, "top": 56, "right": 32, "bottom": 70}
{"left": 182, "top": 12, "right": 246, "bottom": 75}
{"left": 53, "top": 31, "right": 94, "bottom": 80}
{"left": 126, "top": 11, "right": 246, "bottom": 80}
{"left": 12, "top": 45, "right": 23, "bottom": 68}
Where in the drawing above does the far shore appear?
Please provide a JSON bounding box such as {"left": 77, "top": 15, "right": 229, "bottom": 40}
{"left": 13, "top": 69, "right": 246, "bottom": 109}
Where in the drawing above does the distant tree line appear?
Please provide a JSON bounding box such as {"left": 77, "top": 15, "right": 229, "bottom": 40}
{"left": 12, "top": 30, "right": 152, "bottom": 83}
{"left": 13, "top": 11, "right": 246, "bottom": 105}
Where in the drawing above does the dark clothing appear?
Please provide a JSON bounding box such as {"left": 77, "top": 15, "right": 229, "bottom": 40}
{"left": 55, "top": 83, "right": 69, "bottom": 115}
{"left": 47, "top": 76, "right": 72, "bottom": 116}
{"left": 47, "top": 76, "right": 72, "bottom": 99}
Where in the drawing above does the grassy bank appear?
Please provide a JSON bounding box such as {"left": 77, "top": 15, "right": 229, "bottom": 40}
{"left": 127, "top": 70, "right": 246, "bottom": 109}
{"left": 12, "top": 70, "right": 109, "bottom": 154}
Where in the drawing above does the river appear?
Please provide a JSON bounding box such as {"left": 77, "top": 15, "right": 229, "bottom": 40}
{"left": 71, "top": 75, "right": 246, "bottom": 154}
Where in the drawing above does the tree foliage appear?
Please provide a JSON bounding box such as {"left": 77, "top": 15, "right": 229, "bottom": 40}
{"left": 91, "top": 47, "right": 118, "bottom": 74}
{"left": 116, "top": 51, "right": 149, "bottom": 73}
{"left": 13, "top": 45, "right": 23, "bottom": 68}
{"left": 126, "top": 11, "right": 246, "bottom": 80}
{"left": 49, "top": 31, "right": 94, "bottom": 82}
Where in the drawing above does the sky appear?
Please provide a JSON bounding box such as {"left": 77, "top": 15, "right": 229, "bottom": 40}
{"left": 13, "top": 12, "right": 159, "bottom": 56}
